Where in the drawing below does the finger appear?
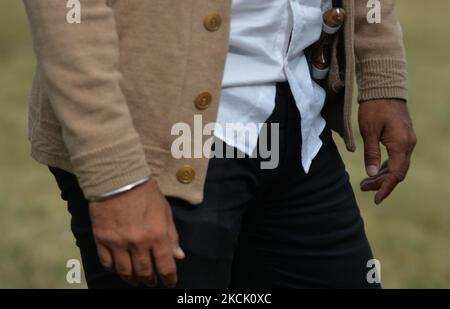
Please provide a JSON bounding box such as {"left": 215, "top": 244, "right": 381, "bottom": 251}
{"left": 360, "top": 173, "right": 388, "bottom": 192}
{"left": 96, "top": 243, "right": 114, "bottom": 272}
{"left": 387, "top": 149, "right": 409, "bottom": 183}
{"left": 375, "top": 173, "right": 399, "bottom": 205}
{"left": 363, "top": 133, "right": 381, "bottom": 176}
{"left": 166, "top": 205, "right": 185, "bottom": 260}
{"left": 130, "top": 249, "right": 156, "bottom": 287}
{"left": 360, "top": 167, "right": 389, "bottom": 186}
{"left": 113, "top": 249, "right": 138, "bottom": 286}
{"left": 153, "top": 244, "right": 178, "bottom": 288}
{"left": 374, "top": 150, "right": 409, "bottom": 204}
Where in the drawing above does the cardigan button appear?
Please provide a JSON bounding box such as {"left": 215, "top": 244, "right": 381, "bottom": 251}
{"left": 203, "top": 13, "right": 222, "bottom": 32}
{"left": 194, "top": 92, "right": 212, "bottom": 110}
{"left": 176, "top": 165, "right": 196, "bottom": 184}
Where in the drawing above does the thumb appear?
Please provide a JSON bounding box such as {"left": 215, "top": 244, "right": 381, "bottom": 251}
{"left": 363, "top": 133, "right": 381, "bottom": 177}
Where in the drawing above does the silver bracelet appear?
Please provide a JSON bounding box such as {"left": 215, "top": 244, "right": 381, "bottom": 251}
{"left": 90, "top": 176, "right": 150, "bottom": 202}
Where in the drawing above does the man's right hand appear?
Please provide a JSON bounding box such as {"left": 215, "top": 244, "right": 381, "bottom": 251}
{"left": 88, "top": 179, "right": 185, "bottom": 287}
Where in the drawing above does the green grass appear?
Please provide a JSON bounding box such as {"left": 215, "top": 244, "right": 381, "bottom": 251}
{"left": 0, "top": 0, "right": 449, "bottom": 288}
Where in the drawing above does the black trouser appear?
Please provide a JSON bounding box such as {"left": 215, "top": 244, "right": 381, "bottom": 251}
{"left": 49, "top": 82, "right": 380, "bottom": 289}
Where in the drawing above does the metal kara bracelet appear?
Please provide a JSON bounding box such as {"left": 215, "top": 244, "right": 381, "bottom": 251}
{"left": 89, "top": 176, "right": 150, "bottom": 202}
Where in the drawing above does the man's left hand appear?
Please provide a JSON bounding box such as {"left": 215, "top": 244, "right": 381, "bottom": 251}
{"left": 358, "top": 99, "right": 417, "bottom": 205}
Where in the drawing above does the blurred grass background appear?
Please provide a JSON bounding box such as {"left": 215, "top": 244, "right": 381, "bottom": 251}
{"left": 0, "top": 0, "right": 449, "bottom": 288}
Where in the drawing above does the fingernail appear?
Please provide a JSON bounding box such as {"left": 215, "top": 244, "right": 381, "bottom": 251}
{"left": 175, "top": 247, "right": 186, "bottom": 259}
{"left": 366, "top": 165, "right": 379, "bottom": 177}
{"left": 375, "top": 195, "right": 382, "bottom": 205}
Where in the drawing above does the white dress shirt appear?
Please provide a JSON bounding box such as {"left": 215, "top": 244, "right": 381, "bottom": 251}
{"left": 215, "top": 0, "right": 332, "bottom": 172}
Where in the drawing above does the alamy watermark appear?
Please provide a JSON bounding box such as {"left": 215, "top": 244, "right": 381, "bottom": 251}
{"left": 66, "top": 0, "right": 81, "bottom": 24}
{"left": 366, "top": 258, "right": 382, "bottom": 284}
{"left": 66, "top": 258, "right": 82, "bottom": 284}
{"left": 171, "top": 116, "right": 280, "bottom": 170}
{"left": 367, "top": 0, "right": 382, "bottom": 24}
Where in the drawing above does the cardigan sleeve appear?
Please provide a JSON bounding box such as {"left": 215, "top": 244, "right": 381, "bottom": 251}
{"left": 23, "top": 0, "right": 150, "bottom": 200}
{"left": 354, "top": 0, "right": 408, "bottom": 102}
